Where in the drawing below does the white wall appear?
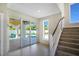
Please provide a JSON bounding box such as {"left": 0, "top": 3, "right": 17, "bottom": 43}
{"left": 57, "top": 3, "right": 64, "bottom": 17}
{"left": 0, "top": 14, "right": 2, "bottom": 55}
{"left": 0, "top": 3, "right": 9, "bottom": 56}
{"left": 49, "top": 21, "right": 62, "bottom": 55}
{"left": 48, "top": 13, "right": 63, "bottom": 55}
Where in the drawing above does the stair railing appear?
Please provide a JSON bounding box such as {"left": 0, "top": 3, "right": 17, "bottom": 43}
{"left": 51, "top": 17, "right": 64, "bottom": 55}
{"left": 52, "top": 17, "right": 64, "bottom": 36}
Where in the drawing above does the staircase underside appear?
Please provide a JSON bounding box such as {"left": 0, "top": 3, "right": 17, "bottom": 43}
{"left": 55, "top": 27, "right": 79, "bottom": 56}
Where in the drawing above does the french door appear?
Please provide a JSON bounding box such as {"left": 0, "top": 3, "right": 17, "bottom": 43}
{"left": 7, "top": 18, "right": 37, "bottom": 56}
{"left": 21, "top": 21, "right": 30, "bottom": 47}
{"left": 21, "top": 21, "right": 37, "bottom": 47}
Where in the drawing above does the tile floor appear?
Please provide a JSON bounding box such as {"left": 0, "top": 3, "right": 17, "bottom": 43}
{"left": 7, "top": 43, "right": 50, "bottom": 56}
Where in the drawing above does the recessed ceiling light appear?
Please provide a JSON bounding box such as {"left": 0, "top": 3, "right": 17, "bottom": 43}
{"left": 37, "top": 10, "right": 40, "bottom": 12}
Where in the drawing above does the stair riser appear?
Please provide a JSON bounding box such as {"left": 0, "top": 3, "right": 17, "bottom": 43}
{"left": 62, "top": 32, "right": 79, "bottom": 35}
{"left": 56, "top": 27, "right": 79, "bottom": 56}
{"left": 64, "top": 28, "right": 79, "bottom": 30}
{"left": 58, "top": 46, "right": 79, "bottom": 55}
{"left": 56, "top": 52, "right": 70, "bottom": 56}
{"left": 63, "top": 29, "right": 79, "bottom": 32}
{"left": 56, "top": 51, "right": 75, "bottom": 56}
{"left": 61, "top": 35, "right": 79, "bottom": 39}
{"left": 59, "top": 41, "right": 79, "bottom": 49}
{"left": 60, "top": 39, "right": 79, "bottom": 44}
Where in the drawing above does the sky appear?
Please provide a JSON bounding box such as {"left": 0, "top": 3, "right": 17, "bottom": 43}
{"left": 70, "top": 3, "right": 79, "bottom": 23}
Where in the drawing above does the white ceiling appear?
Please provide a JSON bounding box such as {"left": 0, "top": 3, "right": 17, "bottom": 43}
{"left": 7, "top": 3, "right": 60, "bottom": 18}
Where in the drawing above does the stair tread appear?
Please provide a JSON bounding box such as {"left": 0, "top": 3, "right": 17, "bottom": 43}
{"left": 63, "top": 28, "right": 79, "bottom": 32}
{"left": 56, "top": 27, "right": 79, "bottom": 56}
{"left": 62, "top": 35, "right": 79, "bottom": 36}
{"left": 61, "top": 35, "right": 79, "bottom": 39}
{"left": 64, "top": 29, "right": 79, "bottom": 30}
{"left": 63, "top": 31, "right": 78, "bottom": 33}
{"left": 60, "top": 37, "right": 79, "bottom": 40}
{"left": 56, "top": 50, "right": 76, "bottom": 56}
{"left": 58, "top": 45, "right": 79, "bottom": 52}
{"left": 59, "top": 41, "right": 79, "bottom": 49}
{"left": 60, "top": 41, "right": 79, "bottom": 46}
{"left": 64, "top": 27, "right": 79, "bottom": 29}
{"left": 60, "top": 38, "right": 79, "bottom": 44}
{"left": 62, "top": 32, "right": 79, "bottom": 34}
{"left": 57, "top": 45, "right": 79, "bottom": 55}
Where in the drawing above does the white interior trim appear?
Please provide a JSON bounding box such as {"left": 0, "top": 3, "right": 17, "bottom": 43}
{"left": 0, "top": 13, "right": 4, "bottom": 56}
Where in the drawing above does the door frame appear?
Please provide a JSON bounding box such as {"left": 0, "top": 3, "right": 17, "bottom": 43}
{"left": 0, "top": 13, "right": 4, "bottom": 56}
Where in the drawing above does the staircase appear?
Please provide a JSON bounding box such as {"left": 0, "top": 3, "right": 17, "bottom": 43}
{"left": 55, "top": 27, "right": 79, "bottom": 56}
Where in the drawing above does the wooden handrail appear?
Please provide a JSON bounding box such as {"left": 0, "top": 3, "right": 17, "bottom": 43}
{"left": 52, "top": 17, "right": 64, "bottom": 36}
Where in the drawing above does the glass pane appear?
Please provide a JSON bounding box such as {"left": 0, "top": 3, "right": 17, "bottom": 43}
{"left": 9, "top": 26, "right": 17, "bottom": 39}
{"left": 43, "top": 20, "right": 48, "bottom": 40}
{"left": 44, "top": 20, "right": 48, "bottom": 30}
{"left": 70, "top": 3, "right": 79, "bottom": 23}
{"left": 25, "top": 25, "right": 30, "bottom": 38}
{"left": 30, "top": 22, "right": 37, "bottom": 44}
{"left": 22, "top": 24, "right": 30, "bottom": 47}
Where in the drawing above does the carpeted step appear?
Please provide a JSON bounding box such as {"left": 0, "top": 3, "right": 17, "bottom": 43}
{"left": 56, "top": 50, "right": 76, "bottom": 56}
{"left": 57, "top": 45, "right": 79, "bottom": 55}
{"left": 55, "top": 27, "right": 79, "bottom": 56}
{"left": 61, "top": 35, "right": 79, "bottom": 39}
{"left": 62, "top": 32, "right": 79, "bottom": 35}
{"left": 59, "top": 41, "right": 79, "bottom": 49}
{"left": 60, "top": 38, "right": 79, "bottom": 44}
{"left": 63, "top": 29, "right": 79, "bottom": 32}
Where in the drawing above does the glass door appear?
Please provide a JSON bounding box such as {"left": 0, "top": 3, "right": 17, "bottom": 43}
{"left": 21, "top": 21, "right": 30, "bottom": 48}
{"left": 21, "top": 21, "right": 37, "bottom": 47}
{"left": 30, "top": 22, "right": 37, "bottom": 44}
{"left": 8, "top": 18, "right": 21, "bottom": 51}
{"left": 21, "top": 21, "right": 37, "bottom": 56}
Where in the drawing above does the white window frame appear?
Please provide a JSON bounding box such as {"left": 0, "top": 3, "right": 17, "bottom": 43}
{"left": 43, "top": 19, "right": 49, "bottom": 40}
{"left": 0, "top": 13, "right": 4, "bottom": 56}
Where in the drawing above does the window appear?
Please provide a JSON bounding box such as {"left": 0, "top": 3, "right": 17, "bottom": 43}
{"left": 43, "top": 20, "right": 49, "bottom": 40}
{"left": 8, "top": 25, "right": 17, "bottom": 39}
{"left": 8, "top": 19, "right": 21, "bottom": 40}
{"left": 70, "top": 3, "right": 79, "bottom": 23}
